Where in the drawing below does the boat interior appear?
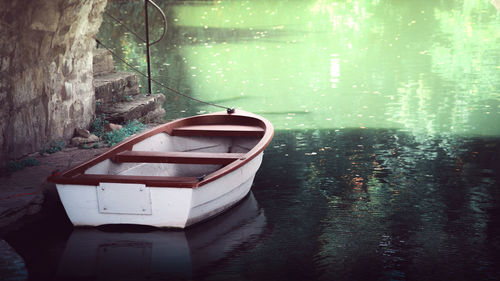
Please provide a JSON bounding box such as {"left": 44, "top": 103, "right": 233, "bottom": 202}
{"left": 85, "top": 131, "right": 261, "bottom": 178}
{"left": 49, "top": 113, "right": 272, "bottom": 187}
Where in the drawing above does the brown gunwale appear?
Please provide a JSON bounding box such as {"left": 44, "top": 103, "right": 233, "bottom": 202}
{"left": 112, "top": 151, "right": 246, "bottom": 165}
{"left": 56, "top": 174, "right": 199, "bottom": 188}
{"left": 172, "top": 124, "right": 264, "bottom": 137}
{"left": 49, "top": 110, "right": 274, "bottom": 188}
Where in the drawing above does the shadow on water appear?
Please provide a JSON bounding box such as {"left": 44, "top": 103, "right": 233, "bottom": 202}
{"left": 54, "top": 193, "right": 267, "bottom": 281}
{"left": 249, "top": 129, "right": 500, "bottom": 281}
{"left": 5, "top": 193, "right": 268, "bottom": 281}
{"left": 2, "top": 193, "right": 73, "bottom": 281}
{"left": 2, "top": 129, "right": 500, "bottom": 281}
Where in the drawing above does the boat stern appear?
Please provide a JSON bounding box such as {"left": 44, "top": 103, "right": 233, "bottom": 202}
{"left": 56, "top": 183, "right": 195, "bottom": 228}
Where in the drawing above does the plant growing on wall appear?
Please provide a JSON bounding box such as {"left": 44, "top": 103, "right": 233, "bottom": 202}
{"left": 39, "top": 141, "right": 66, "bottom": 155}
{"left": 103, "top": 120, "right": 146, "bottom": 146}
{"left": 5, "top": 157, "right": 40, "bottom": 173}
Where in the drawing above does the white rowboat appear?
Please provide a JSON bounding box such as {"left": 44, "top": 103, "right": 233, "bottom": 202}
{"left": 49, "top": 110, "right": 273, "bottom": 228}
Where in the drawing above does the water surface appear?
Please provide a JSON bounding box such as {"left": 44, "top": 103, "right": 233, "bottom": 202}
{"left": 4, "top": 1, "right": 500, "bottom": 280}
{"left": 99, "top": 0, "right": 500, "bottom": 136}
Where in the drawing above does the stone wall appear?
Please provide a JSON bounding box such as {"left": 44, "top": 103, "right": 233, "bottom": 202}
{"left": 0, "top": 0, "right": 107, "bottom": 163}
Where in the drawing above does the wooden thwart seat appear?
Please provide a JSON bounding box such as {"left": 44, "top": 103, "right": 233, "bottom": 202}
{"left": 112, "top": 150, "right": 246, "bottom": 165}
{"left": 69, "top": 174, "right": 199, "bottom": 188}
{"left": 172, "top": 124, "right": 264, "bottom": 137}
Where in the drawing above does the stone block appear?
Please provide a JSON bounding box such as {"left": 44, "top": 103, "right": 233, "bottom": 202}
{"left": 94, "top": 71, "right": 140, "bottom": 107}
{"left": 102, "top": 94, "right": 166, "bottom": 124}
{"left": 105, "top": 123, "right": 123, "bottom": 132}
{"left": 75, "top": 128, "right": 91, "bottom": 138}
{"left": 71, "top": 134, "right": 99, "bottom": 146}
{"left": 93, "top": 48, "right": 114, "bottom": 75}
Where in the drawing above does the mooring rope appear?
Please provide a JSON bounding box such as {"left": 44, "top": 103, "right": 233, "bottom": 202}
{"left": 95, "top": 39, "right": 232, "bottom": 112}
{"left": 103, "top": 11, "right": 147, "bottom": 44}
{"left": 0, "top": 170, "right": 61, "bottom": 200}
{"left": 0, "top": 180, "right": 47, "bottom": 200}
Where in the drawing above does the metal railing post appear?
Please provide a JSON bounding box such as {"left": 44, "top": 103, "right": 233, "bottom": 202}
{"left": 144, "top": 0, "right": 152, "bottom": 96}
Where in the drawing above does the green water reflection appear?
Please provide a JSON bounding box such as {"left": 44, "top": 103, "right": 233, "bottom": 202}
{"left": 98, "top": 0, "right": 500, "bottom": 137}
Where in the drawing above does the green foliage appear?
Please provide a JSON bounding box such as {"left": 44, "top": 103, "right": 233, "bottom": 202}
{"left": 103, "top": 120, "right": 146, "bottom": 146}
{"left": 6, "top": 157, "right": 40, "bottom": 173}
{"left": 39, "top": 140, "right": 66, "bottom": 155}
{"left": 90, "top": 116, "right": 146, "bottom": 147}
{"left": 91, "top": 115, "right": 109, "bottom": 139}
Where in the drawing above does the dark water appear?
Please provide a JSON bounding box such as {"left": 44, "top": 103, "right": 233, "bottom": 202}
{"left": 4, "top": 0, "right": 500, "bottom": 280}
{"left": 248, "top": 130, "right": 500, "bottom": 281}
{"left": 4, "top": 130, "right": 500, "bottom": 281}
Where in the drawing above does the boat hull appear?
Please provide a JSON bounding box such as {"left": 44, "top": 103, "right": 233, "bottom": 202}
{"left": 56, "top": 151, "right": 263, "bottom": 228}
{"left": 50, "top": 110, "right": 273, "bottom": 228}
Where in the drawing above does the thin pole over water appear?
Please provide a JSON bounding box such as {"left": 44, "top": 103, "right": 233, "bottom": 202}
{"left": 144, "top": 0, "right": 152, "bottom": 96}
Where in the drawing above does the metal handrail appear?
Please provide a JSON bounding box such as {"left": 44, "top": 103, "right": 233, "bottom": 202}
{"left": 147, "top": 0, "right": 167, "bottom": 46}
{"left": 96, "top": 1, "right": 233, "bottom": 111}
{"left": 104, "top": 0, "right": 167, "bottom": 46}
{"left": 102, "top": 0, "right": 167, "bottom": 95}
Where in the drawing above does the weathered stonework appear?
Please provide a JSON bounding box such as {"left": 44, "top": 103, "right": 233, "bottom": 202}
{"left": 0, "top": 0, "right": 107, "bottom": 163}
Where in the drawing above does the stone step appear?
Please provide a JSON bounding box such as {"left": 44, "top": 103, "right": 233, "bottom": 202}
{"left": 94, "top": 71, "right": 141, "bottom": 107}
{"left": 92, "top": 47, "right": 166, "bottom": 124}
{"left": 97, "top": 93, "right": 166, "bottom": 124}
{"left": 93, "top": 48, "right": 115, "bottom": 75}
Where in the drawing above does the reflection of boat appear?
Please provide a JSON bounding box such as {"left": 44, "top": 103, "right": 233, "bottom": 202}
{"left": 48, "top": 110, "right": 273, "bottom": 228}
{"left": 55, "top": 193, "right": 267, "bottom": 280}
